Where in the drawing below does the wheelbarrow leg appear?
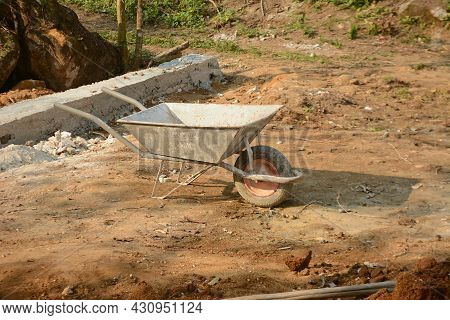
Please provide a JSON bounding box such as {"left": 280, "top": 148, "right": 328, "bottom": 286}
{"left": 151, "top": 160, "right": 165, "bottom": 198}
{"left": 152, "top": 165, "right": 214, "bottom": 200}
{"left": 177, "top": 162, "right": 184, "bottom": 183}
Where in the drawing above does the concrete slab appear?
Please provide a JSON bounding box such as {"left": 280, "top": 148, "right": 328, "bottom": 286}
{"left": 0, "top": 54, "right": 222, "bottom": 146}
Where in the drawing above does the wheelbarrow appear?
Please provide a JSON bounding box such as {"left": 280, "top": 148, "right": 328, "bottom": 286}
{"left": 54, "top": 87, "right": 302, "bottom": 207}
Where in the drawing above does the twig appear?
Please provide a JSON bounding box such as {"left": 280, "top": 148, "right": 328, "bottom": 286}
{"left": 388, "top": 143, "right": 414, "bottom": 165}
{"left": 296, "top": 137, "right": 329, "bottom": 143}
{"left": 298, "top": 201, "right": 322, "bottom": 214}
{"left": 208, "top": 0, "right": 220, "bottom": 14}
{"left": 336, "top": 192, "right": 350, "bottom": 213}
{"left": 180, "top": 216, "right": 206, "bottom": 225}
{"left": 260, "top": 0, "right": 266, "bottom": 17}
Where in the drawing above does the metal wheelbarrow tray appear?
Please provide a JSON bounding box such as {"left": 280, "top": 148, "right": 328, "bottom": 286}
{"left": 55, "top": 88, "right": 302, "bottom": 207}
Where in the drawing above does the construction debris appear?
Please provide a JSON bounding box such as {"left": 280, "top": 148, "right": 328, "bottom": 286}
{"left": 0, "top": 145, "right": 57, "bottom": 172}
{"left": 33, "top": 131, "right": 115, "bottom": 157}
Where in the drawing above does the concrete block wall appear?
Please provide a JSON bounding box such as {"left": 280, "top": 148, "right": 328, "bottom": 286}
{"left": 0, "top": 54, "right": 222, "bottom": 146}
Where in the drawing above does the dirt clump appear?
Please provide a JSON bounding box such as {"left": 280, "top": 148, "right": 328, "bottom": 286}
{"left": 398, "top": 216, "right": 417, "bottom": 227}
{"left": 368, "top": 257, "right": 449, "bottom": 300}
{"left": 285, "top": 250, "right": 312, "bottom": 272}
{"left": 0, "top": 88, "right": 54, "bottom": 107}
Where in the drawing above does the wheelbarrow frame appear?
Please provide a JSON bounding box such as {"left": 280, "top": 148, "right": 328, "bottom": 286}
{"left": 54, "top": 87, "right": 302, "bottom": 200}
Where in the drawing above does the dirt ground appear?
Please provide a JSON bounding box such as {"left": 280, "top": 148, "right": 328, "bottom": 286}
{"left": 0, "top": 2, "right": 449, "bottom": 299}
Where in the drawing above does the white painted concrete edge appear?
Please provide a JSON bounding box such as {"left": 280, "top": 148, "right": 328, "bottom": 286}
{"left": 0, "top": 54, "right": 223, "bottom": 146}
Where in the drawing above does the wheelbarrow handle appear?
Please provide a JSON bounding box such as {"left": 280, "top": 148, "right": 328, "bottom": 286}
{"left": 101, "top": 87, "right": 147, "bottom": 112}
{"left": 53, "top": 103, "right": 141, "bottom": 155}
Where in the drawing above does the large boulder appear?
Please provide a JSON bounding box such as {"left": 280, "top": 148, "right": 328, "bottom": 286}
{"left": 399, "top": 0, "right": 448, "bottom": 23}
{"left": 10, "top": 0, "right": 122, "bottom": 91}
{"left": 0, "top": 27, "right": 20, "bottom": 89}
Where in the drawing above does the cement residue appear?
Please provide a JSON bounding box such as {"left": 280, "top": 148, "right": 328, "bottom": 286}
{"left": 0, "top": 145, "right": 57, "bottom": 172}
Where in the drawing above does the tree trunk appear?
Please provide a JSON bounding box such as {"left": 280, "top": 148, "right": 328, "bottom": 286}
{"left": 133, "top": 0, "right": 143, "bottom": 69}
{"left": 117, "top": 0, "right": 128, "bottom": 71}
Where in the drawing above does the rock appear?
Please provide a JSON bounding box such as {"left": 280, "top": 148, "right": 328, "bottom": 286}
{"left": 358, "top": 265, "right": 370, "bottom": 278}
{"left": 411, "top": 183, "right": 423, "bottom": 190}
{"left": 0, "top": 145, "right": 57, "bottom": 172}
{"left": 10, "top": 0, "right": 121, "bottom": 91}
{"left": 61, "top": 286, "right": 73, "bottom": 298}
{"left": 415, "top": 257, "right": 437, "bottom": 272}
{"left": 399, "top": 0, "right": 448, "bottom": 23}
{"left": 0, "top": 27, "right": 20, "bottom": 89}
{"left": 285, "top": 250, "right": 312, "bottom": 272}
{"left": 370, "top": 267, "right": 385, "bottom": 278}
{"left": 334, "top": 74, "right": 352, "bottom": 86}
{"left": 32, "top": 131, "right": 113, "bottom": 157}
{"left": 208, "top": 276, "right": 221, "bottom": 286}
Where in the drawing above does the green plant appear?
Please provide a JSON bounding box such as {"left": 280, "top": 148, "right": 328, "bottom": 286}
{"left": 394, "top": 88, "right": 412, "bottom": 99}
{"left": 349, "top": 24, "right": 359, "bottom": 39}
{"left": 303, "top": 26, "right": 317, "bottom": 38}
{"left": 319, "top": 36, "right": 342, "bottom": 48}
{"left": 400, "top": 16, "right": 420, "bottom": 26}
{"left": 273, "top": 51, "right": 327, "bottom": 64}
{"left": 309, "top": 0, "right": 377, "bottom": 9}
{"left": 61, "top": 0, "right": 209, "bottom": 28}
{"left": 211, "top": 9, "right": 237, "bottom": 27}
{"left": 287, "top": 11, "right": 317, "bottom": 38}
{"left": 410, "top": 63, "right": 435, "bottom": 71}
{"left": 237, "top": 24, "right": 268, "bottom": 38}
{"left": 368, "top": 22, "right": 381, "bottom": 36}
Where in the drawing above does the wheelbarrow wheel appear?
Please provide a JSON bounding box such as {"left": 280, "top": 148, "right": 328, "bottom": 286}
{"left": 233, "top": 146, "right": 293, "bottom": 207}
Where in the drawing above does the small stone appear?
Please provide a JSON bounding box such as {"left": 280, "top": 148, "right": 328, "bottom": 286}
{"left": 208, "top": 276, "right": 221, "bottom": 286}
{"left": 298, "top": 268, "right": 310, "bottom": 276}
{"left": 61, "top": 286, "right": 73, "bottom": 297}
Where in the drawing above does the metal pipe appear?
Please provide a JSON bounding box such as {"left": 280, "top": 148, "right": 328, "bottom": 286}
{"left": 230, "top": 280, "right": 396, "bottom": 300}
{"left": 220, "top": 162, "right": 302, "bottom": 184}
{"left": 244, "top": 137, "right": 254, "bottom": 171}
{"left": 101, "top": 87, "right": 147, "bottom": 111}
